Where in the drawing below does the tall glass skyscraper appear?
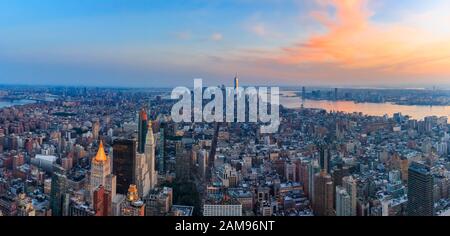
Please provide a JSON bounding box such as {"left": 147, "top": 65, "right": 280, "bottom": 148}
{"left": 138, "top": 109, "right": 148, "bottom": 154}
{"left": 50, "top": 165, "right": 67, "bottom": 216}
{"left": 113, "top": 139, "right": 137, "bottom": 195}
{"left": 157, "top": 120, "right": 166, "bottom": 173}
{"left": 407, "top": 162, "right": 434, "bottom": 216}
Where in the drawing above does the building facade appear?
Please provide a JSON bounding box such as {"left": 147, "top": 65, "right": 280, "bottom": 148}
{"left": 407, "top": 162, "right": 434, "bottom": 216}
{"left": 113, "top": 139, "right": 136, "bottom": 195}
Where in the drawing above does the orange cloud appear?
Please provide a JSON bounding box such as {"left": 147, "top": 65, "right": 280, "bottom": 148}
{"left": 278, "top": 0, "right": 450, "bottom": 76}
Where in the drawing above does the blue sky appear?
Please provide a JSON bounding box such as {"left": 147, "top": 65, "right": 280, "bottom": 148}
{"left": 1, "top": 0, "right": 450, "bottom": 88}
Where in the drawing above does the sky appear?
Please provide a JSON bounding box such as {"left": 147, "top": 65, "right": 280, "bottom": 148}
{"left": 1, "top": 0, "right": 450, "bottom": 88}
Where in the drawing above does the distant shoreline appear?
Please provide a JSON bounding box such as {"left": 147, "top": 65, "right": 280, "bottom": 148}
{"left": 0, "top": 99, "right": 36, "bottom": 108}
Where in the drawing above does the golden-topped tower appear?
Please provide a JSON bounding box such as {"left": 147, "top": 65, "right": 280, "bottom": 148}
{"left": 93, "top": 140, "right": 108, "bottom": 163}
{"left": 90, "top": 140, "right": 113, "bottom": 204}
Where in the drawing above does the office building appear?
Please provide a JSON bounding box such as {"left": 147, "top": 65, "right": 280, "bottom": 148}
{"left": 135, "top": 152, "right": 151, "bottom": 198}
{"left": 336, "top": 186, "right": 351, "bottom": 216}
{"left": 313, "top": 170, "right": 334, "bottom": 216}
{"left": 50, "top": 165, "right": 67, "bottom": 216}
{"left": 93, "top": 185, "right": 112, "bottom": 216}
{"left": 319, "top": 144, "right": 331, "bottom": 174}
{"left": 342, "top": 176, "right": 357, "bottom": 216}
{"left": 113, "top": 139, "right": 136, "bottom": 195}
{"left": 138, "top": 109, "right": 148, "bottom": 154}
{"left": 157, "top": 120, "right": 166, "bottom": 173}
{"left": 90, "top": 141, "right": 113, "bottom": 202}
{"left": 407, "top": 162, "right": 434, "bottom": 216}
{"left": 145, "top": 121, "right": 157, "bottom": 190}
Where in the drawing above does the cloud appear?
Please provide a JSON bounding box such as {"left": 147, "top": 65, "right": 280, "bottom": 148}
{"left": 276, "top": 0, "right": 450, "bottom": 77}
{"left": 174, "top": 31, "right": 192, "bottom": 40}
{"left": 250, "top": 23, "right": 268, "bottom": 36}
{"left": 246, "top": 22, "right": 283, "bottom": 39}
{"left": 210, "top": 33, "right": 223, "bottom": 41}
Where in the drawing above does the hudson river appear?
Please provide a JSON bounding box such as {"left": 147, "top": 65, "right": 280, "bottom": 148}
{"left": 280, "top": 91, "right": 450, "bottom": 121}
{"left": 0, "top": 99, "right": 36, "bottom": 108}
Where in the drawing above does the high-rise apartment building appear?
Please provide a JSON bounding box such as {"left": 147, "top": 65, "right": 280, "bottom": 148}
{"left": 342, "top": 176, "right": 357, "bottom": 216}
{"left": 336, "top": 186, "right": 351, "bottom": 216}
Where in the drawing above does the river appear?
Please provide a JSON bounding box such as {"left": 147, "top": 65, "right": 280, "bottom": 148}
{"left": 0, "top": 99, "right": 36, "bottom": 108}
{"left": 280, "top": 91, "right": 450, "bottom": 121}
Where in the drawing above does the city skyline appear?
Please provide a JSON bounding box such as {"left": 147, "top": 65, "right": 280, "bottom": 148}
{"left": 0, "top": 84, "right": 449, "bottom": 218}
{"left": 2, "top": 0, "right": 450, "bottom": 224}
{"left": 1, "top": 0, "right": 450, "bottom": 88}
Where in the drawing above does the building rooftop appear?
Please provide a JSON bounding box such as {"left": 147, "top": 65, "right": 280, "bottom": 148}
{"left": 35, "top": 155, "right": 57, "bottom": 162}
{"left": 172, "top": 205, "right": 194, "bottom": 216}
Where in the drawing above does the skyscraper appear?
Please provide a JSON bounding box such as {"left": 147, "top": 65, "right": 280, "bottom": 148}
{"left": 175, "top": 141, "right": 192, "bottom": 181}
{"left": 302, "top": 86, "right": 306, "bottom": 101}
{"left": 135, "top": 152, "right": 151, "bottom": 198}
{"left": 298, "top": 160, "right": 310, "bottom": 197}
{"left": 332, "top": 165, "right": 349, "bottom": 208}
{"left": 336, "top": 186, "right": 351, "bottom": 216}
{"left": 234, "top": 73, "right": 239, "bottom": 91}
{"left": 138, "top": 109, "right": 148, "bottom": 154}
{"left": 113, "top": 139, "right": 137, "bottom": 195}
{"left": 157, "top": 120, "right": 166, "bottom": 173}
{"left": 90, "top": 141, "right": 113, "bottom": 202}
{"left": 407, "top": 162, "right": 434, "bottom": 216}
{"left": 198, "top": 149, "right": 209, "bottom": 180}
{"left": 313, "top": 170, "right": 334, "bottom": 216}
{"left": 93, "top": 185, "right": 112, "bottom": 216}
{"left": 308, "top": 161, "right": 320, "bottom": 202}
{"left": 92, "top": 120, "right": 100, "bottom": 140}
{"left": 342, "top": 176, "right": 357, "bottom": 216}
{"left": 319, "top": 144, "right": 331, "bottom": 174}
{"left": 50, "top": 165, "right": 67, "bottom": 216}
{"left": 145, "top": 121, "right": 157, "bottom": 190}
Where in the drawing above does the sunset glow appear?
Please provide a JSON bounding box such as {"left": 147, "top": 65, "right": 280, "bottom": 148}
{"left": 0, "top": 0, "right": 450, "bottom": 87}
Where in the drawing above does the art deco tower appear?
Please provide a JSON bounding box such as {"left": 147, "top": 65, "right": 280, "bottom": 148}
{"left": 136, "top": 152, "right": 151, "bottom": 198}
{"left": 145, "top": 121, "right": 157, "bottom": 190}
{"left": 90, "top": 141, "right": 115, "bottom": 204}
